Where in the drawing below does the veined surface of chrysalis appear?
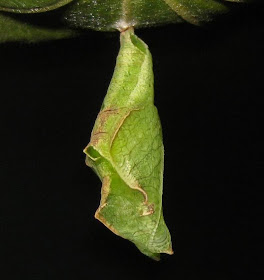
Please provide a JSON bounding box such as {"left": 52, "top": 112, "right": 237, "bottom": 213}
{"left": 84, "top": 28, "right": 172, "bottom": 260}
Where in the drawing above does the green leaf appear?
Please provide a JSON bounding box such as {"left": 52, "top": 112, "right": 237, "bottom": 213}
{"left": 0, "top": 12, "right": 77, "bottom": 43}
{"left": 63, "top": 0, "right": 184, "bottom": 31}
{"left": 63, "top": 0, "right": 245, "bottom": 31}
{"left": 0, "top": 0, "right": 73, "bottom": 13}
{"left": 163, "top": 0, "right": 229, "bottom": 25}
{"left": 83, "top": 28, "right": 173, "bottom": 260}
{"left": 0, "top": 0, "right": 249, "bottom": 41}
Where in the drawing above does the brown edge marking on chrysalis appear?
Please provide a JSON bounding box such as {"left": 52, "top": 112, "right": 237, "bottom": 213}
{"left": 89, "top": 107, "right": 120, "bottom": 146}
{"left": 94, "top": 176, "right": 121, "bottom": 236}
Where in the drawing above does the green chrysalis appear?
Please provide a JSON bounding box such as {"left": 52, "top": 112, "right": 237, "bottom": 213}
{"left": 84, "top": 28, "right": 172, "bottom": 260}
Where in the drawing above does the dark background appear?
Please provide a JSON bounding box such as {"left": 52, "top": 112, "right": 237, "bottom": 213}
{"left": 1, "top": 3, "right": 261, "bottom": 280}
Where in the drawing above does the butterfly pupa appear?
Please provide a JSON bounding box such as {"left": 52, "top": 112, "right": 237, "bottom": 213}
{"left": 84, "top": 27, "right": 173, "bottom": 260}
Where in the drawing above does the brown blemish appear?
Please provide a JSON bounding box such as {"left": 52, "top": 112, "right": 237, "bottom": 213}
{"left": 94, "top": 176, "right": 120, "bottom": 236}
{"left": 93, "top": 131, "right": 107, "bottom": 136}
{"left": 99, "top": 176, "right": 111, "bottom": 207}
{"left": 88, "top": 108, "right": 120, "bottom": 147}
{"left": 141, "top": 203, "right": 155, "bottom": 216}
{"left": 95, "top": 211, "right": 120, "bottom": 237}
{"left": 94, "top": 108, "right": 119, "bottom": 133}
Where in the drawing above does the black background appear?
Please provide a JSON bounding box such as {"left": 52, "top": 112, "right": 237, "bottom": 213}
{"left": 1, "top": 3, "right": 261, "bottom": 280}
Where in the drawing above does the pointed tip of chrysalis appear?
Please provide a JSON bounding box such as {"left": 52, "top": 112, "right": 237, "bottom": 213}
{"left": 166, "top": 247, "right": 174, "bottom": 255}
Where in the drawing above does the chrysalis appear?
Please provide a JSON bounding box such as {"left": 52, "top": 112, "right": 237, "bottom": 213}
{"left": 84, "top": 28, "right": 172, "bottom": 260}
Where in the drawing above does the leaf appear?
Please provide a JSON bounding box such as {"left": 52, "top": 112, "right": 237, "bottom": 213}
{"left": 83, "top": 28, "right": 173, "bottom": 260}
{"left": 163, "top": 0, "right": 229, "bottom": 25}
{"left": 63, "top": 0, "right": 184, "bottom": 31}
{"left": 0, "top": 0, "right": 249, "bottom": 42}
{"left": 0, "top": 0, "right": 73, "bottom": 13}
{"left": 63, "top": 0, "right": 245, "bottom": 31}
{"left": 0, "top": 12, "right": 77, "bottom": 43}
